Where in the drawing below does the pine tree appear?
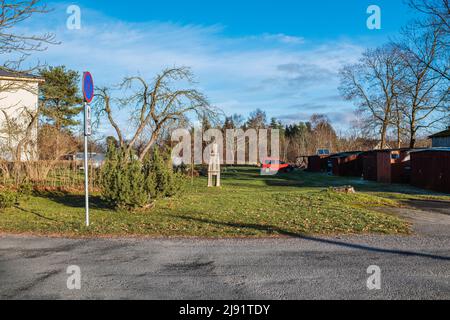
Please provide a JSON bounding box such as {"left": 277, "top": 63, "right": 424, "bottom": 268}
{"left": 39, "top": 66, "right": 83, "bottom": 130}
{"left": 144, "top": 148, "right": 185, "bottom": 199}
{"left": 100, "top": 142, "right": 148, "bottom": 209}
{"left": 101, "top": 143, "right": 185, "bottom": 210}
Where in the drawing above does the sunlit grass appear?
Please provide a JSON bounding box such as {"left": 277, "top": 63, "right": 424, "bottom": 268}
{"left": 0, "top": 167, "right": 436, "bottom": 237}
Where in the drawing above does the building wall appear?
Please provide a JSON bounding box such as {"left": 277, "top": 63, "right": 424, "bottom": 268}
{"left": 375, "top": 150, "right": 411, "bottom": 184}
{"left": 376, "top": 152, "right": 391, "bottom": 183}
{"left": 432, "top": 136, "right": 450, "bottom": 148}
{"left": 362, "top": 151, "right": 377, "bottom": 181}
{"left": 307, "top": 155, "right": 329, "bottom": 172}
{"left": 329, "top": 153, "right": 363, "bottom": 177}
{"left": 0, "top": 79, "right": 40, "bottom": 161}
{"left": 411, "top": 151, "right": 450, "bottom": 194}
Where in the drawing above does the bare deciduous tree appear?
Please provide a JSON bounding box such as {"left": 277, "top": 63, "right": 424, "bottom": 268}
{"left": 95, "top": 67, "right": 219, "bottom": 161}
{"left": 0, "top": 105, "right": 38, "bottom": 161}
{"left": 407, "top": 0, "right": 449, "bottom": 80}
{"left": 408, "top": 0, "right": 449, "bottom": 33}
{"left": 0, "top": 0, "right": 57, "bottom": 161}
{"left": 339, "top": 45, "right": 405, "bottom": 149}
{"left": 395, "top": 26, "right": 449, "bottom": 148}
{"left": 37, "top": 124, "right": 78, "bottom": 161}
{"left": 309, "top": 114, "right": 337, "bottom": 152}
{"left": 0, "top": 0, "right": 56, "bottom": 71}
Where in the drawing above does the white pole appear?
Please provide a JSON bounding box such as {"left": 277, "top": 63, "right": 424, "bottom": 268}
{"left": 84, "top": 102, "right": 89, "bottom": 227}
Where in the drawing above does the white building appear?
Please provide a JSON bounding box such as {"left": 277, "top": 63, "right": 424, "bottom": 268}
{"left": 0, "top": 70, "right": 44, "bottom": 161}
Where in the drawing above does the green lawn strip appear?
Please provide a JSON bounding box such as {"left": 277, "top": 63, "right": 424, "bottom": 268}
{"left": 0, "top": 167, "right": 412, "bottom": 237}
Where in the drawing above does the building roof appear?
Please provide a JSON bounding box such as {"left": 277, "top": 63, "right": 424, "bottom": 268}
{"left": 0, "top": 69, "right": 44, "bottom": 82}
{"left": 329, "top": 151, "right": 362, "bottom": 158}
{"left": 429, "top": 128, "right": 450, "bottom": 139}
{"left": 410, "top": 147, "right": 450, "bottom": 153}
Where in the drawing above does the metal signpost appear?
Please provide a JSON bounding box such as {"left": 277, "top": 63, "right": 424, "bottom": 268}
{"left": 82, "top": 72, "right": 94, "bottom": 226}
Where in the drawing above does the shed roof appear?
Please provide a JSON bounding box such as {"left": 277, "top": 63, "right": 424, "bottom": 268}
{"left": 329, "top": 151, "right": 362, "bottom": 158}
{"left": 429, "top": 128, "right": 450, "bottom": 139}
{"left": 410, "top": 147, "right": 450, "bottom": 153}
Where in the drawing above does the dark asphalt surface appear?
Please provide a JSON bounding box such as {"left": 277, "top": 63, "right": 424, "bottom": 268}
{"left": 0, "top": 204, "right": 449, "bottom": 300}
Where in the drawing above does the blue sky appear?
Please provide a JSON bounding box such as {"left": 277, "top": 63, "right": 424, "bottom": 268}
{"left": 70, "top": 0, "right": 412, "bottom": 39}
{"left": 21, "top": 0, "right": 418, "bottom": 136}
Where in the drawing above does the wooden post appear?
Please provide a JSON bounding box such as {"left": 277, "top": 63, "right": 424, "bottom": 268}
{"left": 207, "top": 143, "right": 221, "bottom": 187}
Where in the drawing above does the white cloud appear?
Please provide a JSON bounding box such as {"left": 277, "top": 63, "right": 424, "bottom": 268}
{"left": 258, "top": 33, "right": 305, "bottom": 44}
{"left": 16, "top": 2, "right": 366, "bottom": 134}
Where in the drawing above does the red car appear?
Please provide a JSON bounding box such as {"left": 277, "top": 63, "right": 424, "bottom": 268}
{"left": 261, "top": 158, "right": 293, "bottom": 173}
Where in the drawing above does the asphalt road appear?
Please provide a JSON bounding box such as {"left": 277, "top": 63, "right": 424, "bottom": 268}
{"left": 0, "top": 205, "right": 449, "bottom": 300}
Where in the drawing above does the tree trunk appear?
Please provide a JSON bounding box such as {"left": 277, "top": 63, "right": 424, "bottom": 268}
{"left": 395, "top": 107, "right": 401, "bottom": 149}
{"left": 397, "top": 128, "right": 401, "bottom": 149}
{"left": 409, "top": 129, "right": 416, "bottom": 149}
{"left": 409, "top": 114, "right": 417, "bottom": 149}
{"left": 380, "top": 121, "right": 388, "bottom": 149}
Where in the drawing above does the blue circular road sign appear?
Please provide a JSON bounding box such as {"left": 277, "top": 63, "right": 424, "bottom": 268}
{"left": 83, "top": 72, "right": 94, "bottom": 103}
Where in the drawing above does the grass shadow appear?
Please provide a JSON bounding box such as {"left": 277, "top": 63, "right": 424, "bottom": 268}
{"left": 173, "top": 214, "right": 450, "bottom": 261}
{"left": 260, "top": 169, "right": 449, "bottom": 197}
{"left": 402, "top": 199, "right": 450, "bottom": 215}
{"left": 14, "top": 205, "right": 61, "bottom": 223}
{"left": 33, "top": 190, "right": 112, "bottom": 211}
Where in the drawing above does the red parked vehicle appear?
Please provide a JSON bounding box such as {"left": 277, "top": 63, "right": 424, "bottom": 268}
{"left": 261, "top": 158, "right": 294, "bottom": 173}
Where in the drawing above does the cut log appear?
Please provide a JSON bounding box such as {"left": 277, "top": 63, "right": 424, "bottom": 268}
{"left": 332, "top": 186, "right": 356, "bottom": 194}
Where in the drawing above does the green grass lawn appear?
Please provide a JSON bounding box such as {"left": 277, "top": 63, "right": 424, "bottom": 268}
{"left": 1, "top": 167, "right": 448, "bottom": 238}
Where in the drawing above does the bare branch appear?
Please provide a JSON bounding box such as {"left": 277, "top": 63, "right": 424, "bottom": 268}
{"left": 95, "top": 67, "right": 221, "bottom": 161}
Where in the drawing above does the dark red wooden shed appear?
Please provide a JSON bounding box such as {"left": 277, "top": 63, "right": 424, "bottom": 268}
{"left": 362, "top": 149, "right": 412, "bottom": 183}
{"left": 328, "top": 152, "right": 364, "bottom": 177}
{"left": 362, "top": 151, "right": 378, "bottom": 181}
{"left": 410, "top": 149, "right": 450, "bottom": 194}
{"left": 307, "top": 155, "right": 330, "bottom": 172}
{"left": 376, "top": 149, "right": 411, "bottom": 184}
